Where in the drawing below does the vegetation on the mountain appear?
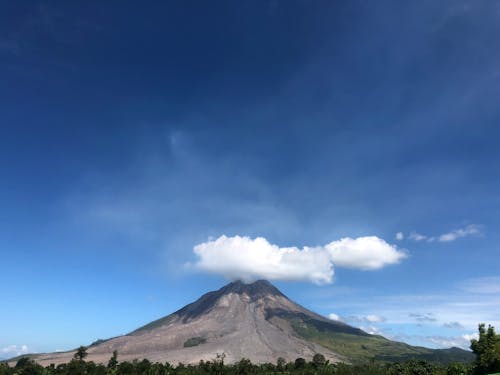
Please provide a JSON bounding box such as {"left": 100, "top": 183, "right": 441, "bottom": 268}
{"left": 184, "top": 337, "right": 207, "bottom": 348}
{"left": 287, "top": 315, "right": 473, "bottom": 364}
{"left": 74, "top": 346, "right": 89, "bottom": 361}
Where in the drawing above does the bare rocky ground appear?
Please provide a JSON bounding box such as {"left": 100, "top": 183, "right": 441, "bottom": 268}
{"left": 30, "top": 281, "right": 346, "bottom": 366}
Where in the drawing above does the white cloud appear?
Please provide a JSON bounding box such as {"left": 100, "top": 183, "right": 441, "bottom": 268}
{"left": 0, "top": 344, "right": 29, "bottom": 358}
{"left": 190, "top": 235, "right": 407, "bottom": 284}
{"left": 191, "top": 235, "right": 334, "bottom": 284}
{"left": 360, "top": 325, "right": 383, "bottom": 335}
{"left": 325, "top": 236, "right": 407, "bottom": 270}
{"left": 328, "top": 313, "right": 341, "bottom": 321}
{"left": 401, "top": 224, "right": 481, "bottom": 243}
{"left": 409, "top": 231, "right": 427, "bottom": 241}
{"left": 438, "top": 224, "right": 481, "bottom": 242}
{"left": 462, "top": 333, "right": 479, "bottom": 342}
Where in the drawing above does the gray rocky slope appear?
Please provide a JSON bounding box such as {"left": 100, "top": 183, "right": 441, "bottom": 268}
{"left": 33, "top": 280, "right": 359, "bottom": 365}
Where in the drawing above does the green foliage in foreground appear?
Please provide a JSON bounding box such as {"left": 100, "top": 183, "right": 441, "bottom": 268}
{"left": 470, "top": 324, "right": 500, "bottom": 375}
{"left": 4, "top": 323, "right": 499, "bottom": 375}
{"left": 0, "top": 355, "right": 473, "bottom": 375}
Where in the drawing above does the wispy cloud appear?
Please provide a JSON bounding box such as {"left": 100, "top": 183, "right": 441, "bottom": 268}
{"left": 346, "top": 314, "right": 387, "bottom": 324}
{"left": 0, "top": 344, "right": 29, "bottom": 358}
{"left": 398, "top": 224, "right": 481, "bottom": 243}
{"left": 328, "top": 313, "right": 386, "bottom": 324}
{"left": 438, "top": 224, "right": 481, "bottom": 242}
{"left": 443, "top": 321, "right": 465, "bottom": 329}
{"left": 313, "top": 275, "right": 500, "bottom": 349}
{"left": 458, "top": 276, "right": 500, "bottom": 294}
{"left": 410, "top": 312, "right": 437, "bottom": 322}
{"left": 408, "top": 231, "right": 428, "bottom": 242}
{"left": 188, "top": 235, "right": 407, "bottom": 284}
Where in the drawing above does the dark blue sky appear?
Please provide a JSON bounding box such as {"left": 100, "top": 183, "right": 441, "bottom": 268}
{"left": 1, "top": 1, "right": 499, "bottom": 357}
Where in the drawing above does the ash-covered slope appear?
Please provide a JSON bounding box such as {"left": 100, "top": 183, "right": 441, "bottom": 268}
{"left": 31, "top": 280, "right": 473, "bottom": 366}
{"left": 131, "top": 280, "right": 364, "bottom": 336}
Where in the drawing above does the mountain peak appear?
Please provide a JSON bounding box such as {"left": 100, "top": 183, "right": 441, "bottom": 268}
{"left": 172, "top": 279, "right": 286, "bottom": 322}
{"left": 220, "top": 279, "right": 284, "bottom": 299}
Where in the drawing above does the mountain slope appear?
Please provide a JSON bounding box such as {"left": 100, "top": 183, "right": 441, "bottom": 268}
{"left": 29, "top": 280, "right": 473, "bottom": 366}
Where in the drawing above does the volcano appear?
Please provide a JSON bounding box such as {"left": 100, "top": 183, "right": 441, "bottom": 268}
{"left": 30, "top": 280, "right": 473, "bottom": 365}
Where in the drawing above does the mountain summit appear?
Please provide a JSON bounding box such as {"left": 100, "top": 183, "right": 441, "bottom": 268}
{"left": 31, "top": 280, "right": 473, "bottom": 366}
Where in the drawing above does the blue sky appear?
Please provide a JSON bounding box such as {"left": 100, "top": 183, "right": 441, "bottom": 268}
{"left": 1, "top": 1, "right": 500, "bottom": 358}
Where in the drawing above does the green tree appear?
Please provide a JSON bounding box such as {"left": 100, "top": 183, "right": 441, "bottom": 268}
{"left": 235, "top": 358, "right": 254, "bottom": 375}
{"left": 74, "top": 345, "right": 88, "bottom": 362}
{"left": 447, "top": 362, "right": 469, "bottom": 375}
{"left": 276, "top": 357, "right": 286, "bottom": 371}
{"left": 107, "top": 350, "right": 118, "bottom": 370}
{"left": 0, "top": 362, "right": 10, "bottom": 375}
{"left": 294, "top": 357, "right": 306, "bottom": 369}
{"left": 14, "top": 357, "right": 44, "bottom": 375}
{"left": 470, "top": 323, "right": 500, "bottom": 375}
{"left": 312, "top": 353, "right": 326, "bottom": 368}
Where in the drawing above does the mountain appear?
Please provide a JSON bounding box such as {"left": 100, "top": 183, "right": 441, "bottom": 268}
{"left": 26, "top": 280, "right": 473, "bottom": 366}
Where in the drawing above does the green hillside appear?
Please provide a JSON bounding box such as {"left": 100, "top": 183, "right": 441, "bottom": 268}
{"left": 282, "top": 312, "right": 474, "bottom": 364}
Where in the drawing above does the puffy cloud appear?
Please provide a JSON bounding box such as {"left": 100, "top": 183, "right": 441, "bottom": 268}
{"left": 328, "top": 313, "right": 341, "bottom": 321}
{"left": 395, "top": 232, "right": 404, "bottom": 240}
{"left": 325, "top": 237, "right": 407, "bottom": 270}
{"left": 438, "top": 224, "right": 481, "bottom": 242}
{"left": 0, "top": 344, "right": 29, "bottom": 358}
{"left": 191, "top": 235, "right": 334, "bottom": 284}
{"left": 190, "top": 235, "right": 407, "bottom": 284}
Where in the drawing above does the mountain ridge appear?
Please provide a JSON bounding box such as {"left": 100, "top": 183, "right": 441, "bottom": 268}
{"left": 14, "top": 280, "right": 474, "bottom": 366}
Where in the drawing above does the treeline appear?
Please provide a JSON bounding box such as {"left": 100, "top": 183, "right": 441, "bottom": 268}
{"left": 1, "top": 323, "right": 498, "bottom": 375}
{"left": 0, "top": 354, "right": 472, "bottom": 375}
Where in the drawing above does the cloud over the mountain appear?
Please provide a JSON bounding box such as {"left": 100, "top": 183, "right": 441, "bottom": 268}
{"left": 189, "top": 235, "right": 406, "bottom": 284}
